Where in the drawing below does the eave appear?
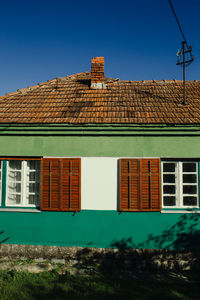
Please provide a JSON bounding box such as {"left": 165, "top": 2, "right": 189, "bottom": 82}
{"left": 0, "top": 123, "right": 200, "bottom": 136}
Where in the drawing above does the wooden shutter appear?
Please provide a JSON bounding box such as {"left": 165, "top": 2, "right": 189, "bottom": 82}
{"left": 41, "top": 158, "right": 81, "bottom": 211}
{"left": 61, "top": 159, "right": 81, "bottom": 211}
{"left": 119, "top": 159, "right": 140, "bottom": 211}
{"left": 140, "top": 159, "right": 161, "bottom": 211}
{"left": 119, "top": 158, "right": 161, "bottom": 211}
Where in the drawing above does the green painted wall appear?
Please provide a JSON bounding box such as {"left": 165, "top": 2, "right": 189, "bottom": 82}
{"left": 0, "top": 124, "right": 200, "bottom": 250}
{"left": 0, "top": 124, "right": 200, "bottom": 157}
{"left": 0, "top": 210, "right": 199, "bottom": 250}
{"left": 0, "top": 135, "right": 200, "bottom": 157}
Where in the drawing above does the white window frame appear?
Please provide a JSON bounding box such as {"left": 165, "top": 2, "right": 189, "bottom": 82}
{"left": 162, "top": 161, "right": 199, "bottom": 209}
{"left": 6, "top": 160, "right": 40, "bottom": 208}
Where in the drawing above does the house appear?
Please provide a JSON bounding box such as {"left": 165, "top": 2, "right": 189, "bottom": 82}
{"left": 0, "top": 57, "right": 200, "bottom": 250}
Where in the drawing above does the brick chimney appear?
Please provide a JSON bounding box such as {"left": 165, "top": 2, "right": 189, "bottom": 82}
{"left": 91, "top": 57, "right": 105, "bottom": 89}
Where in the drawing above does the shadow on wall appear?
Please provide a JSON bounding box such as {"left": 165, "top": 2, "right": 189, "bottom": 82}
{"left": 99, "top": 213, "right": 200, "bottom": 251}
{"left": 0, "top": 231, "right": 9, "bottom": 244}
{"left": 0, "top": 214, "right": 199, "bottom": 274}
{"left": 137, "top": 213, "right": 200, "bottom": 251}
{"left": 110, "top": 213, "right": 200, "bottom": 251}
{"left": 73, "top": 214, "right": 200, "bottom": 275}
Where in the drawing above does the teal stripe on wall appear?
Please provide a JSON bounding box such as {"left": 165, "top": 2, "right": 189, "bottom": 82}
{"left": 1, "top": 161, "right": 7, "bottom": 208}
{"left": 0, "top": 210, "right": 199, "bottom": 250}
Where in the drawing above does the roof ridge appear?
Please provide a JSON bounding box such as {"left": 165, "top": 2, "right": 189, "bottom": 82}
{"left": 0, "top": 71, "right": 91, "bottom": 99}
{"left": 117, "top": 79, "right": 199, "bottom": 83}
{"left": 0, "top": 70, "right": 199, "bottom": 100}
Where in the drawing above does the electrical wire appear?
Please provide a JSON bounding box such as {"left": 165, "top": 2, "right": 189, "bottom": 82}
{"left": 168, "top": 0, "right": 188, "bottom": 49}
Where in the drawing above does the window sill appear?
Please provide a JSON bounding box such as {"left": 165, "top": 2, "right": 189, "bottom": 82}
{"left": 161, "top": 210, "right": 200, "bottom": 214}
{"left": 0, "top": 208, "right": 41, "bottom": 213}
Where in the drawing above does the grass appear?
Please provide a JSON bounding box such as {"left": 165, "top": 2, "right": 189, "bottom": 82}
{"left": 0, "top": 269, "right": 199, "bottom": 300}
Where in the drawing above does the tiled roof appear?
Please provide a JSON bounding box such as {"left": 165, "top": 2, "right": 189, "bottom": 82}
{"left": 0, "top": 71, "right": 200, "bottom": 124}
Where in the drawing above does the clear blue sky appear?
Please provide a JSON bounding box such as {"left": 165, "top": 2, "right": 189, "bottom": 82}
{"left": 0, "top": 0, "right": 199, "bottom": 95}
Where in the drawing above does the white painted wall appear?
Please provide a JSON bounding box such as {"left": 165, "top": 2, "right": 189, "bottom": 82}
{"left": 81, "top": 158, "right": 118, "bottom": 210}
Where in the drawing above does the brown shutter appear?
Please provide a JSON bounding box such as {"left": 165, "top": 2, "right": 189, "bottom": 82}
{"left": 119, "top": 159, "right": 140, "bottom": 211}
{"left": 61, "top": 158, "right": 81, "bottom": 211}
{"left": 41, "top": 158, "right": 60, "bottom": 211}
{"left": 140, "top": 159, "right": 161, "bottom": 211}
{"left": 41, "top": 158, "right": 81, "bottom": 211}
{"left": 40, "top": 158, "right": 51, "bottom": 210}
{"left": 119, "top": 158, "right": 161, "bottom": 211}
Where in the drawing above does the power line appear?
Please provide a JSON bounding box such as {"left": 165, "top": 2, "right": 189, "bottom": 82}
{"left": 168, "top": 0, "right": 187, "bottom": 46}
{"left": 168, "top": 0, "right": 194, "bottom": 105}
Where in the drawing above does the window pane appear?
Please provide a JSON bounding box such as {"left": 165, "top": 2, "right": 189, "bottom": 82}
{"left": 7, "top": 194, "right": 21, "bottom": 205}
{"left": 29, "top": 172, "right": 36, "bottom": 181}
{"left": 183, "top": 196, "right": 197, "bottom": 206}
{"left": 15, "top": 183, "right": 21, "bottom": 193}
{"left": 28, "top": 160, "right": 40, "bottom": 170}
{"left": 7, "top": 161, "right": 22, "bottom": 206}
{"left": 163, "top": 196, "right": 176, "bottom": 206}
{"left": 8, "top": 182, "right": 21, "bottom": 193}
{"left": 29, "top": 183, "right": 35, "bottom": 193}
{"left": 15, "top": 172, "right": 21, "bottom": 181}
{"left": 29, "top": 172, "right": 40, "bottom": 181}
{"left": 163, "top": 163, "right": 176, "bottom": 172}
{"left": 28, "top": 194, "right": 39, "bottom": 205}
{"left": 163, "top": 185, "right": 176, "bottom": 194}
{"left": 28, "top": 183, "right": 40, "bottom": 193}
{"left": 183, "top": 163, "right": 196, "bottom": 172}
{"left": 9, "top": 171, "right": 21, "bottom": 181}
{"left": 26, "top": 161, "right": 40, "bottom": 206}
{"left": 9, "top": 160, "right": 22, "bottom": 170}
{"left": 15, "top": 194, "right": 21, "bottom": 204}
{"left": 183, "top": 174, "right": 197, "bottom": 183}
{"left": 10, "top": 171, "right": 21, "bottom": 181}
{"left": 163, "top": 174, "right": 175, "bottom": 183}
{"left": 183, "top": 185, "right": 197, "bottom": 194}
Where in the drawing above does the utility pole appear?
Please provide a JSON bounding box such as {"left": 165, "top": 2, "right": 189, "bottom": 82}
{"left": 176, "top": 41, "right": 193, "bottom": 105}
{"left": 169, "top": 0, "right": 194, "bottom": 105}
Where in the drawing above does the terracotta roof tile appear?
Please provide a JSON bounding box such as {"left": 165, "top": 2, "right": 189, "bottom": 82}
{"left": 0, "top": 72, "right": 200, "bottom": 124}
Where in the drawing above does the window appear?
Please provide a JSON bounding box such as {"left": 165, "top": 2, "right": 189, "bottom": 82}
{"left": 6, "top": 160, "right": 40, "bottom": 207}
{"left": 41, "top": 158, "right": 81, "bottom": 211}
{"left": 0, "top": 158, "right": 81, "bottom": 211}
{"left": 162, "top": 161, "right": 198, "bottom": 209}
{"left": 119, "top": 159, "right": 161, "bottom": 211}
